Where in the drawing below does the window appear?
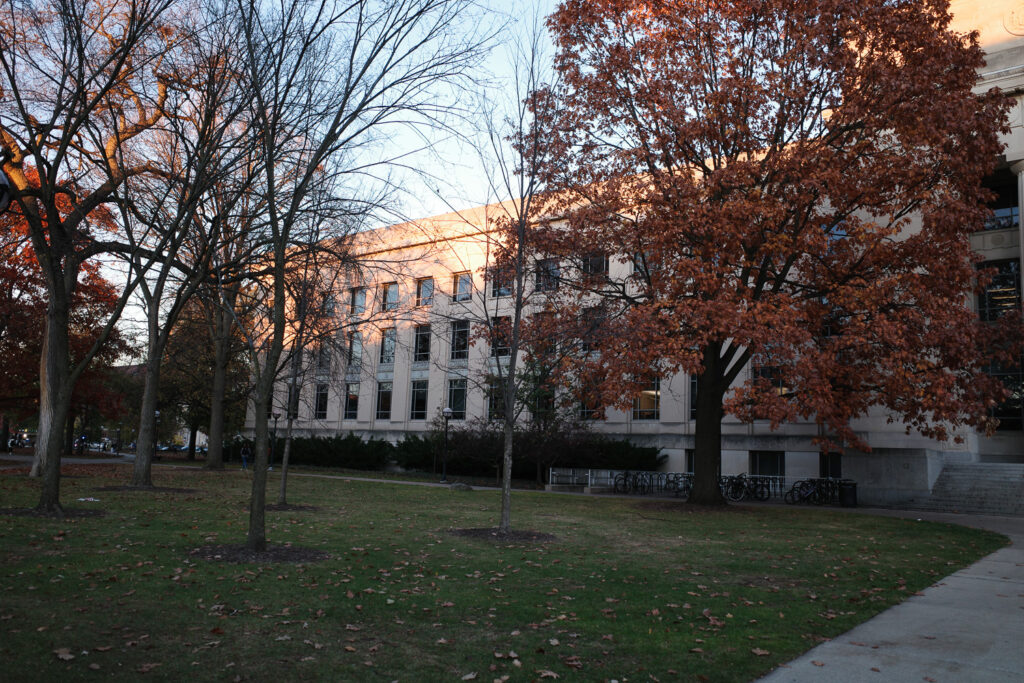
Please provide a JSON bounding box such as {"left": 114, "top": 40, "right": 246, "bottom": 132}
{"left": 413, "top": 324, "right": 431, "bottom": 362}
{"left": 531, "top": 385, "right": 555, "bottom": 425}
{"left": 450, "top": 320, "right": 469, "bottom": 360}
{"left": 819, "top": 452, "right": 842, "bottom": 479}
{"left": 350, "top": 287, "right": 366, "bottom": 314}
{"left": 684, "top": 449, "right": 695, "bottom": 474}
{"left": 348, "top": 331, "right": 363, "bottom": 366}
{"left": 578, "top": 377, "right": 602, "bottom": 420}
{"left": 982, "top": 170, "right": 1019, "bottom": 231}
{"left": 314, "top": 383, "right": 328, "bottom": 420}
{"left": 379, "top": 328, "right": 396, "bottom": 364}
{"left": 380, "top": 282, "right": 399, "bottom": 311}
{"left": 689, "top": 375, "right": 698, "bottom": 421}
{"left": 416, "top": 278, "right": 434, "bottom": 307}
{"left": 750, "top": 450, "right": 785, "bottom": 477}
{"left": 321, "top": 294, "right": 336, "bottom": 317}
{"left": 410, "top": 380, "right": 429, "bottom": 420}
{"left": 535, "top": 258, "right": 560, "bottom": 292}
{"left": 376, "top": 381, "right": 393, "bottom": 420}
{"left": 582, "top": 252, "right": 609, "bottom": 277}
{"left": 344, "top": 383, "right": 359, "bottom": 420}
{"left": 490, "top": 269, "right": 512, "bottom": 298}
{"left": 978, "top": 259, "right": 1021, "bottom": 322}
{"left": 452, "top": 272, "right": 473, "bottom": 302}
{"left": 985, "top": 360, "right": 1024, "bottom": 430}
{"left": 632, "top": 377, "right": 660, "bottom": 420}
{"left": 752, "top": 349, "right": 790, "bottom": 396}
{"left": 447, "top": 378, "right": 467, "bottom": 419}
{"left": 580, "top": 306, "right": 604, "bottom": 354}
{"left": 487, "top": 378, "right": 506, "bottom": 421}
{"left": 316, "top": 345, "right": 331, "bottom": 374}
{"left": 579, "top": 397, "right": 602, "bottom": 420}
{"left": 490, "top": 316, "right": 510, "bottom": 357}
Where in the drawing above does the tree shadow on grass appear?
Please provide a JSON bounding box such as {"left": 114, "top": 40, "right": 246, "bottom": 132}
{"left": 448, "top": 527, "right": 558, "bottom": 544}
{"left": 265, "top": 503, "right": 321, "bottom": 512}
{"left": 94, "top": 485, "right": 197, "bottom": 494}
{"left": 0, "top": 507, "right": 105, "bottom": 519}
{"left": 191, "top": 543, "right": 330, "bottom": 564}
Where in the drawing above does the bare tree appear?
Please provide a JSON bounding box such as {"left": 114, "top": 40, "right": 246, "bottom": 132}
{"left": 233, "top": 0, "right": 488, "bottom": 551}
{"left": 0, "top": 0, "right": 180, "bottom": 512}
{"left": 123, "top": 3, "right": 256, "bottom": 487}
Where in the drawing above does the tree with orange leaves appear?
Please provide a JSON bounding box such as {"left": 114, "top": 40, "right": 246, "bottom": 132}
{"left": 1, "top": 0, "right": 180, "bottom": 512}
{"left": 531, "top": 0, "right": 1020, "bottom": 504}
{"left": 0, "top": 197, "right": 132, "bottom": 441}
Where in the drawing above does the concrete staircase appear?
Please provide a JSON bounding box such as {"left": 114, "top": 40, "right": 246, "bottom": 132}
{"left": 909, "top": 463, "right": 1024, "bottom": 516}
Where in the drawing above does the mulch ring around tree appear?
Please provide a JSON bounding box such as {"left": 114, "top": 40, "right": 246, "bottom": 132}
{"left": 0, "top": 507, "right": 106, "bottom": 519}
{"left": 448, "top": 527, "right": 558, "bottom": 544}
{"left": 191, "top": 543, "right": 331, "bottom": 564}
{"left": 93, "top": 485, "right": 198, "bottom": 494}
{"left": 265, "top": 503, "right": 321, "bottom": 512}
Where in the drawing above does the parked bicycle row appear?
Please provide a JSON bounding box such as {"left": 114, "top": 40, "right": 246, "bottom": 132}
{"left": 608, "top": 470, "right": 856, "bottom": 505}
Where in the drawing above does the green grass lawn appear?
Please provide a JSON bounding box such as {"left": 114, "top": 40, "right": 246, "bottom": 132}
{"left": 0, "top": 464, "right": 1007, "bottom": 682}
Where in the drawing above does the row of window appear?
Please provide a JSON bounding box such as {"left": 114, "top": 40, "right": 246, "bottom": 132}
{"left": 342, "top": 253, "right": 646, "bottom": 317}
{"left": 283, "top": 377, "right": 664, "bottom": 424}
{"left": 347, "top": 318, "right": 510, "bottom": 368}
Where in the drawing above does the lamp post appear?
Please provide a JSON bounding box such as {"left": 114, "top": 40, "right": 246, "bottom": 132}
{"left": 271, "top": 411, "right": 281, "bottom": 470}
{"left": 441, "top": 406, "right": 452, "bottom": 484}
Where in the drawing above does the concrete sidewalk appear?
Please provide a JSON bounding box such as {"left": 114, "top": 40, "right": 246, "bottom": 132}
{"left": 758, "top": 509, "right": 1024, "bottom": 682}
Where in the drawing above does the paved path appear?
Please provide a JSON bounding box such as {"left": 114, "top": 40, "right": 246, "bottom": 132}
{"left": 757, "top": 509, "right": 1024, "bottom": 683}
{"left": 4, "top": 456, "right": 1021, "bottom": 680}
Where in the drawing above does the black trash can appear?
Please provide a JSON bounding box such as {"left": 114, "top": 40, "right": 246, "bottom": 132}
{"left": 838, "top": 480, "right": 858, "bottom": 507}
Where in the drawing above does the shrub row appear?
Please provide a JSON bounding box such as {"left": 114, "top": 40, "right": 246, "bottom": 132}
{"left": 227, "top": 426, "right": 664, "bottom": 481}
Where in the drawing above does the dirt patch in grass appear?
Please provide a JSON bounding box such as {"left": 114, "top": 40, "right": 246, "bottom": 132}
{"left": 266, "top": 503, "right": 321, "bottom": 512}
{"left": 93, "top": 485, "right": 198, "bottom": 494}
{"left": 448, "top": 527, "right": 558, "bottom": 543}
{"left": 190, "top": 543, "right": 331, "bottom": 564}
{"left": 632, "top": 500, "right": 759, "bottom": 514}
{"left": 0, "top": 506, "right": 106, "bottom": 518}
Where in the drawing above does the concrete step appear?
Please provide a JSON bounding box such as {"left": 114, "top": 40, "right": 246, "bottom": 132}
{"left": 910, "top": 463, "right": 1024, "bottom": 516}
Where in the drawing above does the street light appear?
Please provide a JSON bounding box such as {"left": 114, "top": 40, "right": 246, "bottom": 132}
{"left": 441, "top": 406, "right": 453, "bottom": 484}
{"left": 271, "top": 411, "right": 281, "bottom": 470}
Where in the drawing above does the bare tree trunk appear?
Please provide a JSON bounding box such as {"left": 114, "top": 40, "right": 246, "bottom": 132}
{"left": 277, "top": 419, "right": 294, "bottom": 505}
{"left": 205, "top": 294, "right": 235, "bottom": 471}
{"left": 498, "top": 420, "right": 514, "bottom": 533}
{"left": 247, "top": 374, "right": 275, "bottom": 552}
{"left": 205, "top": 315, "right": 231, "bottom": 469}
{"left": 187, "top": 424, "right": 198, "bottom": 461}
{"left": 690, "top": 346, "right": 727, "bottom": 506}
{"left": 132, "top": 353, "right": 161, "bottom": 487}
{"left": 33, "top": 304, "right": 72, "bottom": 512}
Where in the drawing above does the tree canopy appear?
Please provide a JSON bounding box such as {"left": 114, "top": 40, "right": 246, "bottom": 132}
{"left": 531, "top": 0, "right": 1020, "bottom": 503}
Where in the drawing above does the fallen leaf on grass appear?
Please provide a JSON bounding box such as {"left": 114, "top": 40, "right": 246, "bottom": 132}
{"left": 94, "top": 646, "right": 112, "bottom": 652}
{"left": 137, "top": 663, "right": 161, "bottom": 673}
{"left": 461, "top": 673, "right": 477, "bottom": 681}
{"left": 88, "top": 663, "right": 100, "bottom": 671}
{"left": 536, "top": 670, "right": 559, "bottom": 679}
{"left": 751, "top": 648, "right": 770, "bottom": 656}
{"left": 53, "top": 648, "right": 74, "bottom": 661}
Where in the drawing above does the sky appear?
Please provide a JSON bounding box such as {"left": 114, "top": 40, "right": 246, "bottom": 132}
{"left": 386, "top": 0, "right": 559, "bottom": 226}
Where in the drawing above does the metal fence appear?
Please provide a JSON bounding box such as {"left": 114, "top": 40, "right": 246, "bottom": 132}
{"left": 548, "top": 468, "right": 845, "bottom": 502}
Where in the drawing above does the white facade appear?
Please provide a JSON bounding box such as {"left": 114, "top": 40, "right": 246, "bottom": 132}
{"left": 248, "top": 2, "right": 1024, "bottom": 504}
